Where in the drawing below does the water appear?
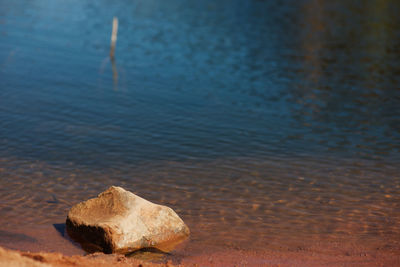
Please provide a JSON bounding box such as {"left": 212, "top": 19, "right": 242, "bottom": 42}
{"left": 0, "top": 0, "right": 400, "bottom": 256}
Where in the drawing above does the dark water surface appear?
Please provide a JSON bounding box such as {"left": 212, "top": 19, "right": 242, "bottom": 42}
{"left": 1, "top": 0, "right": 400, "bottom": 256}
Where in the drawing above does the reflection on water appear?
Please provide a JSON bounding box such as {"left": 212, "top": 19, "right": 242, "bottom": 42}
{"left": 0, "top": 0, "right": 399, "bottom": 256}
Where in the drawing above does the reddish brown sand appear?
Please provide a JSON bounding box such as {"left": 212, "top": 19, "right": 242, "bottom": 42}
{"left": 2, "top": 245, "right": 400, "bottom": 267}
{"left": 0, "top": 225, "right": 399, "bottom": 266}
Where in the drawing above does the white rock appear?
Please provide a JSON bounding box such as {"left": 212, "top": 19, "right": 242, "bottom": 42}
{"left": 66, "top": 186, "right": 190, "bottom": 254}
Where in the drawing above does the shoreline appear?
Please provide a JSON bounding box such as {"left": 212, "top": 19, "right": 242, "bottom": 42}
{"left": 1, "top": 225, "right": 399, "bottom": 266}
{"left": 2, "top": 243, "right": 400, "bottom": 267}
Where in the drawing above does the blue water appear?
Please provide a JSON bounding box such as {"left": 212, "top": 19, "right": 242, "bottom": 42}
{"left": 0, "top": 0, "right": 399, "bottom": 255}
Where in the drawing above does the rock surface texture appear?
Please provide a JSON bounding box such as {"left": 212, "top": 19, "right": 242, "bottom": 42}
{"left": 66, "top": 186, "right": 190, "bottom": 254}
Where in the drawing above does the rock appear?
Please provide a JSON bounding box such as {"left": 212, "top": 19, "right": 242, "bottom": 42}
{"left": 66, "top": 186, "right": 190, "bottom": 254}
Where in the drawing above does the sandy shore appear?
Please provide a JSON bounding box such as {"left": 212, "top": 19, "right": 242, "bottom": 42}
{"left": 0, "top": 225, "right": 399, "bottom": 266}
{"left": 0, "top": 246, "right": 178, "bottom": 267}
{"left": 2, "top": 244, "right": 400, "bottom": 267}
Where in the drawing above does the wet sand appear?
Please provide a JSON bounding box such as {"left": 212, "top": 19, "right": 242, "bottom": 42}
{"left": 2, "top": 243, "right": 400, "bottom": 267}
{"left": 0, "top": 225, "right": 399, "bottom": 266}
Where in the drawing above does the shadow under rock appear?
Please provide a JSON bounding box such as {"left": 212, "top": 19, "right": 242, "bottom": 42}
{"left": 53, "top": 223, "right": 87, "bottom": 253}
{"left": 53, "top": 223, "right": 66, "bottom": 236}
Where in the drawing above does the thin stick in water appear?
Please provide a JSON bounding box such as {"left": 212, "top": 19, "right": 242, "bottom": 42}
{"left": 110, "top": 17, "right": 118, "bottom": 59}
